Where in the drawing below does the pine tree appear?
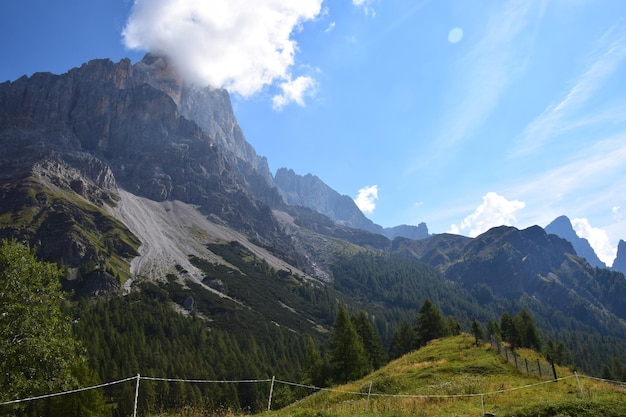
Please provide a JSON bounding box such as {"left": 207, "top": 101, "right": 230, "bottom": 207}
{"left": 415, "top": 299, "right": 448, "bottom": 347}
{"left": 515, "top": 308, "right": 542, "bottom": 351}
{"left": 352, "top": 311, "right": 387, "bottom": 369}
{"left": 471, "top": 318, "right": 484, "bottom": 346}
{"left": 500, "top": 311, "right": 520, "bottom": 350}
{"left": 446, "top": 316, "right": 461, "bottom": 336}
{"left": 302, "top": 336, "right": 326, "bottom": 387}
{"left": 389, "top": 320, "right": 418, "bottom": 359}
{"left": 328, "top": 306, "right": 370, "bottom": 383}
{"left": 486, "top": 320, "right": 500, "bottom": 340}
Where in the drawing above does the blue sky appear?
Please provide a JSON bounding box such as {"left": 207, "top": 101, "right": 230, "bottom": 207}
{"left": 2, "top": 1, "right": 626, "bottom": 265}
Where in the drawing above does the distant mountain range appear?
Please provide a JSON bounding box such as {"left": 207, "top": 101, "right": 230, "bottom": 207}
{"left": 1, "top": 54, "right": 626, "bottom": 394}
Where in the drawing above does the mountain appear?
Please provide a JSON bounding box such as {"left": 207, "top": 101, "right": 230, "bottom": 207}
{"left": 0, "top": 56, "right": 293, "bottom": 294}
{"left": 3, "top": 56, "right": 626, "bottom": 413}
{"left": 545, "top": 215, "right": 606, "bottom": 268}
{"left": 274, "top": 168, "right": 384, "bottom": 234}
{"left": 612, "top": 239, "right": 626, "bottom": 275}
{"left": 274, "top": 167, "right": 429, "bottom": 240}
{"left": 391, "top": 226, "right": 626, "bottom": 368}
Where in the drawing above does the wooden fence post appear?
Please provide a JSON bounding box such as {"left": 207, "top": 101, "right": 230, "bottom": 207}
{"left": 267, "top": 376, "right": 275, "bottom": 412}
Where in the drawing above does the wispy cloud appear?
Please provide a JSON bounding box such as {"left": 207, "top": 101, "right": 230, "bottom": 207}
{"left": 510, "top": 135, "right": 626, "bottom": 205}
{"left": 513, "top": 26, "right": 626, "bottom": 156}
{"left": 352, "top": 0, "right": 377, "bottom": 18}
{"left": 434, "top": 0, "right": 542, "bottom": 150}
{"left": 499, "top": 134, "right": 626, "bottom": 252}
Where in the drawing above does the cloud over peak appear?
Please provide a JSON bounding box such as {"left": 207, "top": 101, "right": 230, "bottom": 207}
{"left": 122, "top": 0, "right": 322, "bottom": 107}
{"left": 355, "top": 185, "right": 378, "bottom": 214}
{"left": 452, "top": 192, "right": 525, "bottom": 237}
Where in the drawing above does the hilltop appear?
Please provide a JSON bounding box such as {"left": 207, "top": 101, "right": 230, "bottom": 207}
{"left": 272, "top": 334, "right": 626, "bottom": 417}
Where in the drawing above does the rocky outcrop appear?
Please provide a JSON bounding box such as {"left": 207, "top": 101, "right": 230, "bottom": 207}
{"left": 138, "top": 55, "right": 281, "bottom": 208}
{"left": 612, "top": 239, "right": 626, "bottom": 275}
{"left": 545, "top": 215, "right": 606, "bottom": 268}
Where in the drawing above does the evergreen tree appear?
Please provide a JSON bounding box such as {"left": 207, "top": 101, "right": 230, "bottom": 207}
{"left": 327, "top": 306, "right": 370, "bottom": 383}
{"left": 515, "top": 308, "right": 542, "bottom": 351}
{"left": 415, "top": 299, "right": 448, "bottom": 347}
{"left": 302, "top": 336, "right": 326, "bottom": 387}
{"left": 500, "top": 311, "right": 520, "bottom": 350}
{"left": 352, "top": 311, "right": 387, "bottom": 369}
{"left": 471, "top": 318, "right": 484, "bottom": 346}
{"left": 446, "top": 316, "right": 461, "bottom": 336}
{"left": 486, "top": 320, "right": 500, "bottom": 340}
{"left": 389, "top": 320, "right": 418, "bottom": 359}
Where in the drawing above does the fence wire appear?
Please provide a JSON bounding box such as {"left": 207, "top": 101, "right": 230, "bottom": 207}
{"left": 490, "top": 336, "right": 558, "bottom": 379}
{"left": 1, "top": 371, "right": 624, "bottom": 413}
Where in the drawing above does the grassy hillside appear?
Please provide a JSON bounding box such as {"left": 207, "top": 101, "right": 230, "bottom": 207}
{"left": 270, "top": 334, "right": 626, "bottom": 417}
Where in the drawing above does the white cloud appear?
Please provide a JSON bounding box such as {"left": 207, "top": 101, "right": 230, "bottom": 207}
{"left": 122, "top": 0, "right": 322, "bottom": 105}
{"left": 355, "top": 185, "right": 378, "bottom": 214}
{"left": 572, "top": 218, "right": 616, "bottom": 266}
{"left": 272, "top": 76, "right": 317, "bottom": 110}
{"left": 458, "top": 192, "right": 525, "bottom": 237}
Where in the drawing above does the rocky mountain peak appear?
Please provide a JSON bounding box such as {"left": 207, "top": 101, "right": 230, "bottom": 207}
{"left": 612, "top": 239, "right": 626, "bottom": 275}
{"left": 274, "top": 168, "right": 383, "bottom": 234}
{"left": 134, "top": 53, "right": 184, "bottom": 105}
{"left": 544, "top": 215, "right": 606, "bottom": 268}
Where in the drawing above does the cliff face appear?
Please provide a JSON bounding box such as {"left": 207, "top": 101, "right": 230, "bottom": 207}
{"left": 0, "top": 56, "right": 291, "bottom": 293}
{"left": 0, "top": 56, "right": 283, "bottom": 220}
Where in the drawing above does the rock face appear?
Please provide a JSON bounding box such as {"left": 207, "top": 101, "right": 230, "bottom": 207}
{"left": 0, "top": 56, "right": 284, "bottom": 235}
{"left": 274, "top": 168, "right": 384, "bottom": 234}
{"left": 0, "top": 55, "right": 294, "bottom": 294}
{"left": 274, "top": 167, "right": 431, "bottom": 239}
{"left": 545, "top": 215, "right": 606, "bottom": 268}
{"left": 612, "top": 240, "right": 626, "bottom": 275}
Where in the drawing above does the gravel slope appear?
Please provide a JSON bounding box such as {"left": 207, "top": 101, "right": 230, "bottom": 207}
{"left": 106, "top": 189, "right": 312, "bottom": 289}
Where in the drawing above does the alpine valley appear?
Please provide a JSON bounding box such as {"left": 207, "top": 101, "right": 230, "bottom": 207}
{"left": 2, "top": 55, "right": 626, "bottom": 414}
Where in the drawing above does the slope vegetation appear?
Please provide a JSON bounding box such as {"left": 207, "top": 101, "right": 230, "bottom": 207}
{"left": 277, "top": 334, "right": 626, "bottom": 417}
